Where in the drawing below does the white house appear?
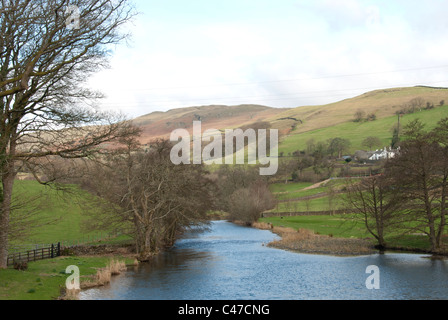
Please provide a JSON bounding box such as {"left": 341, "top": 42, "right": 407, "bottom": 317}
{"left": 369, "top": 147, "right": 399, "bottom": 161}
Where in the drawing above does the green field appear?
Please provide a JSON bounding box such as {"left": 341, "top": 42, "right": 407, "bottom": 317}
{"left": 10, "top": 180, "right": 116, "bottom": 249}
{"left": 278, "top": 105, "right": 448, "bottom": 156}
{"left": 264, "top": 177, "right": 436, "bottom": 251}
{"left": 268, "top": 179, "right": 350, "bottom": 212}
{"left": 1, "top": 180, "right": 134, "bottom": 300}
{"left": 269, "top": 196, "right": 345, "bottom": 213}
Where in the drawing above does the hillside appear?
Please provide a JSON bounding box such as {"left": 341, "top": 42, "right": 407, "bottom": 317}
{"left": 131, "top": 86, "right": 448, "bottom": 148}
{"left": 279, "top": 104, "right": 448, "bottom": 155}
{"left": 267, "top": 86, "right": 448, "bottom": 134}
{"left": 131, "top": 104, "right": 289, "bottom": 143}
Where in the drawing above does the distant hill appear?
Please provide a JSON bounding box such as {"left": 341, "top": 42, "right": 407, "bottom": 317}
{"left": 266, "top": 86, "right": 448, "bottom": 134}
{"left": 271, "top": 86, "right": 448, "bottom": 155}
{"left": 279, "top": 104, "right": 448, "bottom": 156}
{"left": 131, "top": 104, "right": 288, "bottom": 143}
{"left": 130, "top": 86, "right": 448, "bottom": 151}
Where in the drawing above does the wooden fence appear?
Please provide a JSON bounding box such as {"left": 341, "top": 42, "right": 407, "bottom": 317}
{"left": 6, "top": 229, "right": 132, "bottom": 267}
{"left": 262, "top": 209, "right": 355, "bottom": 218}
{"left": 7, "top": 243, "right": 61, "bottom": 266}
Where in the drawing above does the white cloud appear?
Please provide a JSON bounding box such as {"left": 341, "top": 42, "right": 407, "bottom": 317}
{"left": 88, "top": 0, "right": 448, "bottom": 118}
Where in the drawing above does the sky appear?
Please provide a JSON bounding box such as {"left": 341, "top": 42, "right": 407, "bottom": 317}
{"left": 88, "top": 0, "right": 448, "bottom": 119}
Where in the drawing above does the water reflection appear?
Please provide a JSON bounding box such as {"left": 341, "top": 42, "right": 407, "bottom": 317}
{"left": 80, "top": 221, "right": 448, "bottom": 300}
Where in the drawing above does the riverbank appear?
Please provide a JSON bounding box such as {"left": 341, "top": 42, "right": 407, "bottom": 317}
{"left": 253, "top": 222, "right": 377, "bottom": 256}
{"left": 0, "top": 244, "right": 139, "bottom": 300}
{"left": 252, "top": 220, "right": 448, "bottom": 258}
{"left": 61, "top": 244, "right": 140, "bottom": 300}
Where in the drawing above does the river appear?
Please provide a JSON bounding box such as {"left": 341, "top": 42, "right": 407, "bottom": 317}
{"left": 80, "top": 220, "right": 448, "bottom": 300}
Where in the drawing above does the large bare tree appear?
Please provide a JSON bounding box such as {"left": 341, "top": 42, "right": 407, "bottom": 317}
{"left": 80, "top": 139, "right": 215, "bottom": 262}
{"left": 385, "top": 119, "right": 448, "bottom": 252}
{"left": 0, "top": 0, "right": 137, "bottom": 268}
{"left": 344, "top": 175, "right": 406, "bottom": 249}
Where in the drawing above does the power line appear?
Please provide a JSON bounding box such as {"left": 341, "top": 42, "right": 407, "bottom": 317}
{"left": 97, "top": 80, "right": 448, "bottom": 108}
{"left": 110, "top": 65, "right": 448, "bottom": 92}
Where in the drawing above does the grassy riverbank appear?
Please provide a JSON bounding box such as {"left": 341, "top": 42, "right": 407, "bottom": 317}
{"left": 0, "top": 253, "right": 137, "bottom": 300}
{"left": 261, "top": 178, "right": 448, "bottom": 256}
{"left": 259, "top": 214, "right": 446, "bottom": 255}
{"left": 1, "top": 179, "right": 139, "bottom": 300}
{"left": 254, "top": 222, "right": 376, "bottom": 256}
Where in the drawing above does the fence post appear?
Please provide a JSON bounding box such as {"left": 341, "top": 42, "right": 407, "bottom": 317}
{"left": 51, "top": 244, "right": 54, "bottom": 258}
{"left": 57, "top": 242, "right": 61, "bottom": 257}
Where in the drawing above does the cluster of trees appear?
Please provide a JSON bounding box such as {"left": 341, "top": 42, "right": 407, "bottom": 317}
{"left": 353, "top": 109, "right": 377, "bottom": 123}
{"left": 211, "top": 165, "right": 275, "bottom": 225}
{"left": 287, "top": 137, "right": 352, "bottom": 182}
{"left": 345, "top": 118, "right": 448, "bottom": 253}
{"left": 396, "top": 97, "right": 444, "bottom": 116}
{"left": 79, "top": 138, "right": 215, "bottom": 262}
{"left": 75, "top": 151, "right": 278, "bottom": 260}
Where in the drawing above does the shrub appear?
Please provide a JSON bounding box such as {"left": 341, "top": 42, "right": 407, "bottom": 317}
{"left": 228, "top": 182, "right": 276, "bottom": 224}
{"left": 13, "top": 260, "right": 28, "bottom": 271}
{"left": 60, "top": 248, "right": 76, "bottom": 257}
{"left": 108, "top": 259, "right": 127, "bottom": 276}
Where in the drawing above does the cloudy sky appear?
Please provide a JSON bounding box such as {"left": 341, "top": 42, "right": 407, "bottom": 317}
{"left": 88, "top": 0, "right": 448, "bottom": 118}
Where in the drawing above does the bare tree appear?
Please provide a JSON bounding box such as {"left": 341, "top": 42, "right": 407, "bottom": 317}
{"left": 81, "top": 139, "right": 215, "bottom": 262}
{"left": 385, "top": 119, "right": 448, "bottom": 252}
{"left": 362, "top": 136, "right": 382, "bottom": 151}
{"left": 344, "top": 176, "right": 405, "bottom": 249}
{"left": 227, "top": 181, "right": 276, "bottom": 225}
{"left": 354, "top": 109, "right": 366, "bottom": 122}
{"left": 214, "top": 165, "right": 268, "bottom": 211}
{"left": 0, "top": 0, "right": 137, "bottom": 268}
{"left": 327, "top": 137, "right": 351, "bottom": 159}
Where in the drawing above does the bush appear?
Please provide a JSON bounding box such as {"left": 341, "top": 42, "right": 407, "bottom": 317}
{"left": 13, "top": 260, "right": 28, "bottom": 271}
{"left": 60, "top": 248, "right": 76, "bottom": 257}
{"left": 228, "top": 182, "right": 276, "bottom": 224}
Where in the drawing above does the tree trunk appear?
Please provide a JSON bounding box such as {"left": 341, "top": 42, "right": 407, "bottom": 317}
{"left": 0, "top": 169, "right": 16, "bottom": 269}
{"left": 137, "top": 227, "right": 154, "bottom": 262}
{"left": 437, "top": 175, "right": 447, "bottom": 249}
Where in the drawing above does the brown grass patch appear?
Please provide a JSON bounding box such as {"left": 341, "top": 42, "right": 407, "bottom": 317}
{"left": 252, "top": 222, "right": 273, "bottom": 230}
{"left": 269, "top": 231, "right": 375, "bottom": 256}
{"left": 108, "top": 259, "right": 127, "bottom": 276}
{"left": 62, "top": 289, "right": 81, "bottom": 300}
{"left": 252, "top": 223, "right": 376, "bottom": 256}
{"left": 80, "top": 259, "right": 128, "bottom": 290}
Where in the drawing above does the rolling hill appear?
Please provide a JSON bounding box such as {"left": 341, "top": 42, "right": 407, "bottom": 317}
{"left": 267, "top": 86, "right": 448, "bottom": 134}
{"left": 131, "top": 104, "right": 289, "bottom": 143}
{"left": 131, "top": 86, "right": 448, "bottom": 154}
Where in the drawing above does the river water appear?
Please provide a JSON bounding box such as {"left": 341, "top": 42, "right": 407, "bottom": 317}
{"left": 80, "top": 220, "right": 448, "bottom": 300}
